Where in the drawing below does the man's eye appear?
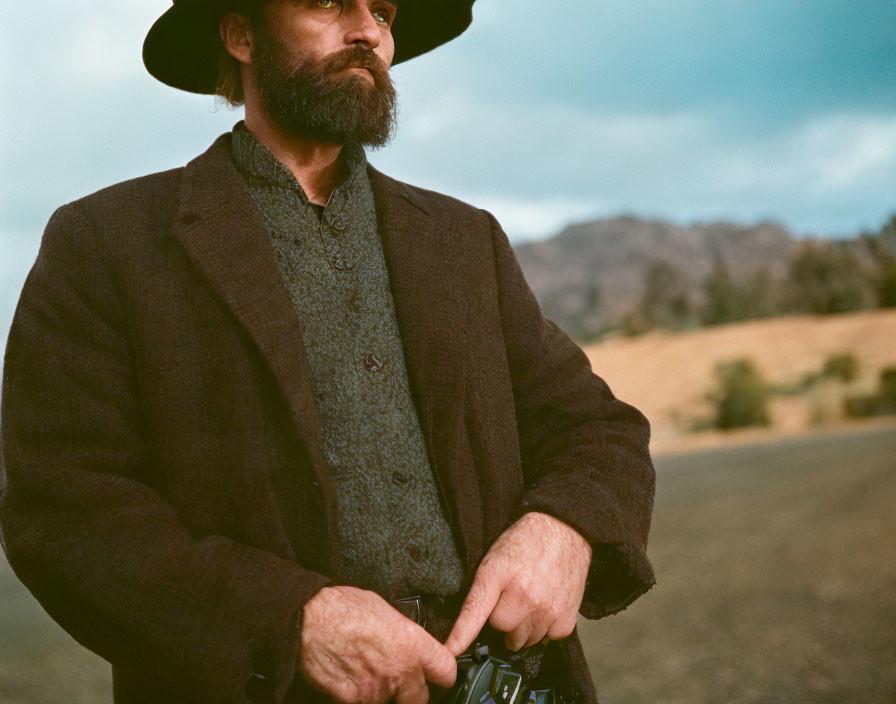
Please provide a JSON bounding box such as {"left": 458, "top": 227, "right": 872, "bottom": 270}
{"left": 371, "top": 6, "right": 393, "bottom": 24}
{"left": 317, "top": 0, "right": 338, "bottom": 7}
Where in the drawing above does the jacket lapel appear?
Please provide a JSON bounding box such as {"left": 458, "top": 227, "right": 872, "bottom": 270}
{"left": 171, "top": 135, "right": 332, "bottom": 489}
{"left": 368, "top": 165, "right": 482, "bottom": 571}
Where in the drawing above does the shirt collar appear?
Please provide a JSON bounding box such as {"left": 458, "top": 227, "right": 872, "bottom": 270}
{"left": 230, "top": 120, "right": 368, "bottom": 204}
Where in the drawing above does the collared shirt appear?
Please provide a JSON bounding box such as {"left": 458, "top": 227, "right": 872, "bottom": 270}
{"left": 230, "top": 122, "right": 464, "bottom": 598}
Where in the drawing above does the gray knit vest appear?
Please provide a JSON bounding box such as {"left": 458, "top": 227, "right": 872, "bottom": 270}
{"left": 231, "top": 123, "right": 464, "bottom": 598}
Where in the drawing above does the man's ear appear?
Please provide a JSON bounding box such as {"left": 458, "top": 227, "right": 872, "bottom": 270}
{"left": 219, "top": 12, "right": 255, "bottom": 64}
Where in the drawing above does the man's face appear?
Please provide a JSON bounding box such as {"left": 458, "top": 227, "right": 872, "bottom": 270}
{"left": 250, "top": 0, "right": 399, "bottom": 148}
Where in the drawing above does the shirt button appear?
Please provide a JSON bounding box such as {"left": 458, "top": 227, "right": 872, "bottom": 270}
{"left": 392, "top": 471, "right": 409, "bottom": 486}
{"left": 407, "top": 542, "right": 424, "bottom": 562}
{"left": 364, "top": 353, "right": 385, "bottom": 373}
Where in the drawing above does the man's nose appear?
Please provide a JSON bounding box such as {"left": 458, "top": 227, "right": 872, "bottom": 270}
{"left": 343, "top": 5, "right": 381, "bottom": 49}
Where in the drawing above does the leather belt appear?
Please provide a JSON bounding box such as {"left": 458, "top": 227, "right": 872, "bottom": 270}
{"left": 391, "top": 595, "right": 428, "bottom": 629}
{"left": 389, "top": 593, "right": 466, "bottom": 643}
{"left": 388, "top": 593, "right": 514, "bottom": 659}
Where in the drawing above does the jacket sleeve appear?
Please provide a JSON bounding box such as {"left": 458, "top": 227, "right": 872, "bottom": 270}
{"left": 0, "top": 204, "right": 332, "bottom": 703}
{"left": 485, "top": 210, "right": 657, "bottom": 619}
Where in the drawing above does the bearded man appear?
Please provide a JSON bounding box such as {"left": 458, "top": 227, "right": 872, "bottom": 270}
{"left": 0, "top": 1, "right": 656, "bottom": 703}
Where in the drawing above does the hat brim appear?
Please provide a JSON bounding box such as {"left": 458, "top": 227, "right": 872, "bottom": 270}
{"left": 143, "top": 0, "right": 475, "bottom": 95}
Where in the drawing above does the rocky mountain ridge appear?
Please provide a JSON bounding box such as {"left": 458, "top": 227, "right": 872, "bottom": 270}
{"left": 512, "top": 215, "right": 890, "bottom": 337}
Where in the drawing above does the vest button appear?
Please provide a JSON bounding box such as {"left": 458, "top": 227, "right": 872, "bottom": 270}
{"left": 407, "top": 542, "right": 424, "bottom": 562}
{"left": 392, "top": 471, "right": 409, "bottom": 486}
{"left": 364, "top": 353, "right": 385, "bottom": 372}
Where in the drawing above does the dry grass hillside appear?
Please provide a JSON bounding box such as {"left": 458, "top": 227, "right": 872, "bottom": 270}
{"left": 582, "top": 309, "right": 896, "bottom": 455}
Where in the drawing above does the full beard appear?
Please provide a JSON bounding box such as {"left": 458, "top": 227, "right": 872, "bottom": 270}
{"left": 249, "top": 26, "right": 397, "bottom": 148}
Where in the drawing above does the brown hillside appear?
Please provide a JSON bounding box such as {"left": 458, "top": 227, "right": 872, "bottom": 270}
{"left": 515, "top": 216, "right": 799, "bottom": 333}
{"left": 583, "top": 309, "right": 896, "bottom": 455}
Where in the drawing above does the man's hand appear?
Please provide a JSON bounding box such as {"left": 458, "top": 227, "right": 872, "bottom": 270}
{"left": 300, "top": 585, "right": 457, "bottom": 704}
{"left": 444, "top": 512, "right": 592, "bottom": 656}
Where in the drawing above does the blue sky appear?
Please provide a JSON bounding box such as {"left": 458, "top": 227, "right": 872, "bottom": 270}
{"left": 2, "top": 0, "right": 896, "bottom": 341}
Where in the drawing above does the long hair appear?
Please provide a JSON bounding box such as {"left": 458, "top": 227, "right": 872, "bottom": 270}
{"left": 215, "top": 1, "right": 268, "bottom": 107}
{"left": 216, "top": 49, "right": 245, "bottom": 107}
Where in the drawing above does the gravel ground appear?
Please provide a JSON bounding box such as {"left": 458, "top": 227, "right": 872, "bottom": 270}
{"left": 581, "top": 423, "right": 896, "bottom": 704}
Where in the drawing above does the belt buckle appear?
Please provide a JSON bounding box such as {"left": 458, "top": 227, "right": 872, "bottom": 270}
{"left": 392, "top": 595, "right": 427, "bottom": 630}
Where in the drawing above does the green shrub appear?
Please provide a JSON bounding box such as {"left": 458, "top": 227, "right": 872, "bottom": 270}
{"left": 640, "top": 260, "right": 695, "bottom": 330}
{"left": 843, "top": 395, "right": 879, "bottom": 418}
{"left": 878, "top": 367, "right": 896, "bottom": 411}
{"left": 712, "top": 358, "right": 771, "bottom": 430}
{"left": 843, "top": 366, "right": 896, "bottom": 417}
{"left": 619, "top": 309, "right": 651, "bottom": 337}
{"left": 877, "top": 256, "right": 896, "bottom": 308}
{"left": 821, "top": 352, "right": 860, "bottom": 383}
{"left": 786, "top": 242, "right": 873, "bottom": 314}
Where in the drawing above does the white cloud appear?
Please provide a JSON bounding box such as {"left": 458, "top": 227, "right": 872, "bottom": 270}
{"left": 377, "top": 96, "right": 896, "bottom": 238}
{"left": 675, "top": 112, "right": 896, "bottom": 227}
{"left": 798, "top": 115, "right": 896, "bottom": 192}
{"left": 460, "top": 195, "right": 605, "bottom": 243}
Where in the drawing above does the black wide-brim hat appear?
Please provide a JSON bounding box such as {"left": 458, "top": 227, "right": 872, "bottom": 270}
{"left": 143, "top": 0, "right": 476, "bottom": 94}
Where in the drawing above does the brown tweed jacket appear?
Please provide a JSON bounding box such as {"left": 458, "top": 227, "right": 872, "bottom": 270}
{"left": 0, "top": 134, "right": 656, "bottom": 704}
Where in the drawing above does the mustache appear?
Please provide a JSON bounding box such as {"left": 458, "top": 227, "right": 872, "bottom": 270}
{"left": 320, "top": 45, "right": 390, "bottom": 82}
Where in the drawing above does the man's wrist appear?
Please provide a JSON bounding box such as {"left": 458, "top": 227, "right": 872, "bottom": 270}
{"left": 522, "top": 510, "right": 593, "bottom": 561}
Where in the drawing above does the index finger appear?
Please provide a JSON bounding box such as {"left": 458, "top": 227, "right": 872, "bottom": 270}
{"left": 444, "top": 571, "right": 501, "bottom": 656}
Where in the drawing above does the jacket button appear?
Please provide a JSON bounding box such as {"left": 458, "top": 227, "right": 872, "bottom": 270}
{"left": 392, "top": 471, "right": 409, "bottom": 486}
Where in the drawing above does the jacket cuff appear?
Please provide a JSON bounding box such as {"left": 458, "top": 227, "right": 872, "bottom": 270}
{"left": 243, "top": 572, "right": 333, "bottom": 703}
{"left": 509, "top": 471, "right": 656, "bottom": 620}
{"left": 579, "top": 541, "right": 655, "bottom": 619}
